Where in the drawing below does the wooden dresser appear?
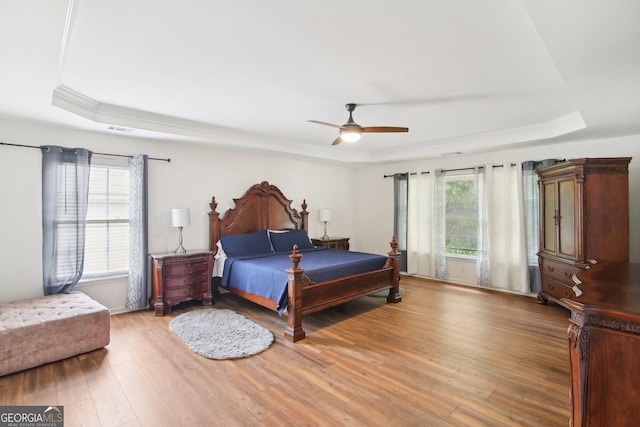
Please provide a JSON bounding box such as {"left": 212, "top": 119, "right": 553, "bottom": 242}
{"left": 565, "top": 262, "right": 640, "bottom": 427}
{"left": 311, "top": 237, "right": 350, "bottom": 250}
{"left": 149, "top": 250, "right": 213, "bottom": 316}
{"left": 536, "top": 157, "right": 630, "bottom": 308}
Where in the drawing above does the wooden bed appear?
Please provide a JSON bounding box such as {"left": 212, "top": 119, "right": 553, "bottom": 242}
{"left": 208, "top": 181, "right": 401, "bottom": 342}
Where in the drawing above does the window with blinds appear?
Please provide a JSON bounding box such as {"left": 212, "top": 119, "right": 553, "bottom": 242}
{"left": 82, "top": 157, "right": 130, "bottom": 277}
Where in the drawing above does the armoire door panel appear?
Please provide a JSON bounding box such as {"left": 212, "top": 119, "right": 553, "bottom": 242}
{"left": 542, "top": 182, "right": 556, "bottom": 253}
{"left": 558, "top": 178, "right": 576, "bottom": 258}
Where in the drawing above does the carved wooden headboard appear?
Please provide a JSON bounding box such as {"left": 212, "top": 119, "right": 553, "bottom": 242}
{"left": 208, "top": 181, "right": 309, "bottom": 254}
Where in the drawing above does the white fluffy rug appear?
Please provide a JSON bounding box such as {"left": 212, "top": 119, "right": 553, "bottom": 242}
{"left": 169, "top": 309, "right": 274, "bottom": 360}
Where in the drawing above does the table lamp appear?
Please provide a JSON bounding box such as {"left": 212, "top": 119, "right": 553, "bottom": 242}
{"left": 171, "top": 208, "right": 190, "bottom": 254}
{"left": 319, "top": 208, "right": 331, "bottom": 240}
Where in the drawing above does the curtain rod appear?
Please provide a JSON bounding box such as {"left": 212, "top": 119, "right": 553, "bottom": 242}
{"left": 0, "top": 142, "right": 171, "bottom": 162}
{"left": 383, "top": 163, "right": 519, "bottom": 178}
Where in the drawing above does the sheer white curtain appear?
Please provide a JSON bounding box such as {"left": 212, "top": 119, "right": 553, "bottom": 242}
{"left": 433, "top": 169, "right": 448, "bottom": 280}
{"left": 406, "top": 172, "right": 434, "bottom": 277}
{"left": 484, "top": 163, "right": 529, "bottom": 293}
{"left": 475, "top": 166, "right": 491, "bottom": 287}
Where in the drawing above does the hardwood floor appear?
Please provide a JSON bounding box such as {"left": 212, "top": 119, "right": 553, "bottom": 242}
{"left": 0, "top": 276, "right": 571, "bottom": 426}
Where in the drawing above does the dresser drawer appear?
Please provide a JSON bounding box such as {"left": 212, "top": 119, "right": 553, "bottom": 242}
{"left": 541, "top": 259, "right": 580, "bottom": 284}
{"left": 164, "top": 260, "right": 209, "bottom": 278}
{"left": 541, "top": 276, "right": 576, "bottom": 301}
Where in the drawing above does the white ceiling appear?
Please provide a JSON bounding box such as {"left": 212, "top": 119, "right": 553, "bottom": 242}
{"left": 1, "top": 0, "right": 639, "bottom": 164}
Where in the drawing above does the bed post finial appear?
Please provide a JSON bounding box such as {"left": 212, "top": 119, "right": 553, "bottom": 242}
{"left": 301, "top": 199, "right": 309, "bottom": 231}
{"left": 289, "top": 244, "right": 302, "bottom": 270}
{"left": 389, "top": 235, "right": 399, "bottom": 255}
{"left": 209, "top": 196, "right": 218, "bottom": 215}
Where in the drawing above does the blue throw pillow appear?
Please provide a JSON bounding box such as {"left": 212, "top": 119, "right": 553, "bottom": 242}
{"left": 219, "top": 230, "right": 273, "bottom": 257}
{"left": 270, "top": 229, "right": 314, "bottom": 252}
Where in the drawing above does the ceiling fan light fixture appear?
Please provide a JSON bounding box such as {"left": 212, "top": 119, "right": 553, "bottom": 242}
{"left": 309, "top": 103, "right": 408, "bottom": 145}
{"left": 340, "top": 130, "right": 361, "bottom": 143}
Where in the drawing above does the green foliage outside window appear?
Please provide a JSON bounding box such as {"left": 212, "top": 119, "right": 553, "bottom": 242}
{"left": 445, "top": 178, "right": 478, "bottom": 256}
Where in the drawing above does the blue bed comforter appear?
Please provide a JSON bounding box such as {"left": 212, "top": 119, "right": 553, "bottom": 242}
{"left": 220, "top": 247, "right": 388, "bottom": 314}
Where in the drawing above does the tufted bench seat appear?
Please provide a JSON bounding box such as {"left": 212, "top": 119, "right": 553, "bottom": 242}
{"left": 0, "top": 291, "right": 110, "bottom": 377}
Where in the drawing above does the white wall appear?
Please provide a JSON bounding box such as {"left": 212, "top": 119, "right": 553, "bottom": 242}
{"left": 354, "top": 135, "right": 640, "bottom": 284}
{"left": 0, "top": 119, "right": 356, "bottom": 310}
{"left": 3, "top": 117, "right": 639, "bottom": 309}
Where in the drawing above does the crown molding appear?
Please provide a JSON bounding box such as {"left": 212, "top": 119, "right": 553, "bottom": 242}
{"left": 372, "top": 110, "right": 586, "bottom": 162}
{"left": 51, "top": 85, "right": 586, "bottom": 165}
{"left": 50, "top": 85, "right": 372, "bottom": 164}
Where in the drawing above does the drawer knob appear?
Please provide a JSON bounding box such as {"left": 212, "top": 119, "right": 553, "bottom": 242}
{"left": 547, "top": 265, "right": 554, "bottom": 272}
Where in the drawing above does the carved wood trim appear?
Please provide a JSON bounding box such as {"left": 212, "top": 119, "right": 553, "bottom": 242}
{"left": 208, "top": 181, "right": 309, "bottom": 253}
{"left": 584, "top": 313, "right": 640, "bottom": 335}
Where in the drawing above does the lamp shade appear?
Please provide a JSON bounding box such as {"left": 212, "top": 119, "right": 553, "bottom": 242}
{"left": 319, "top": 208, "right": 331, "bottom": 222}
{"left": 171, "top": 208, "right": 191, "bottom": 228}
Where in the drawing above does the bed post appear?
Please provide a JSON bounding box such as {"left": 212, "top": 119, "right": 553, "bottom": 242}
{"left": 285, "top": 245, "right": 306, "bottom": 342}
{"left": 208, "top": 196, "right": 220, "bottom": 254}
{"left": 300, "top": 199, "right": 309, "bottom": 231}
{"left": 387, "top": 235, "right": 402, "bottom": 304}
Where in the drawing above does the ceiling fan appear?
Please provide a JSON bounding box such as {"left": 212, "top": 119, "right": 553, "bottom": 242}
{"left": 308, "top": 103, "right": 409, "bottom": 146}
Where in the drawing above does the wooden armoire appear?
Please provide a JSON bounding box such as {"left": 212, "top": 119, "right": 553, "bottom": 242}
{"left": 536, "top": 157, "right": 631, "bottom": 307}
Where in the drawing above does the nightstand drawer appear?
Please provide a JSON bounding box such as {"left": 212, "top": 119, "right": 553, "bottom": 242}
{"left": 165, "top": 283, "right": 207, "bottom": 301}
{"left": 311, "top": 237, "right": 350, "bottom": 250}
{"left": 164, "top": 272, "right": 208, "bottom": 288}
{"left": 164, "top": 260, "right": 209, "bottom": 278}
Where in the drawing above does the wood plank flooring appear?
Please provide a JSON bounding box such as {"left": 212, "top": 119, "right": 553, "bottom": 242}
{"left": 0, "top": 276, "right": 571, "bottom": 426}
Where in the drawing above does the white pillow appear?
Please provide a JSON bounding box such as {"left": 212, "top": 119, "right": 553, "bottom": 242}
{"left": 213, "top": 240, "right": 227, "bottom": 277}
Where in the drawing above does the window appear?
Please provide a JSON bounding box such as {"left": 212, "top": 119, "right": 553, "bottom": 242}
{"left": 82, "top": 156, "right": 130, "bottom": 277}
{"left": 444, "top": 175, "right": 478, "bottom": 256}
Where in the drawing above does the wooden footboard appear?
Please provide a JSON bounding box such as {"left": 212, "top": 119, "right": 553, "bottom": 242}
{"left": 285, "top": 236, "right": 401, "bottom": 342}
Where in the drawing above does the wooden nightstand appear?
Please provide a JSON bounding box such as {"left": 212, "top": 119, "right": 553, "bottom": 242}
{"left": 311, "top": 237, "right": 350, "bottom": 250}
{"left": 149, "top": 250, "right": 213, "bottom": 316}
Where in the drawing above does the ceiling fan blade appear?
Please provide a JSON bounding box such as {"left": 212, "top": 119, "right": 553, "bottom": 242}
{"left": 362, "top": 126, "right": 409, "bottom": 133}
{"left": 308, "top": 120, "right": 343, "bottom": 129}
{"left": 331, "top": 136, "right": 342, "bottom": 146}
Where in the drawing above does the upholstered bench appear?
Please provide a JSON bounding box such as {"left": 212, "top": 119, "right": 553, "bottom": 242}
{"left": 0, "top": 291, "right": 110, "bottom": 377}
